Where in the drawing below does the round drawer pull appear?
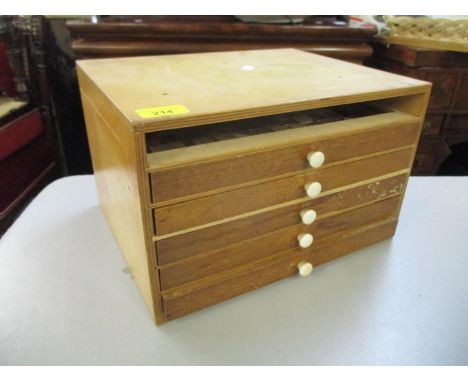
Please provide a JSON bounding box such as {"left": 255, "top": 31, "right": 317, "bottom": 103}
{"left": 297, "top": 233, "right": 314, "bottom": 248}
{"left": 300, "top": 209, "right": 317, "bottom": 225}
{"left": 304, "top": 181, "right": 322, "bottom": 198}
{"left": 297, "top": 261, "right": 314, "bottom": 277}
{"left": 307, "top": 151, "right": 325, "bottom": 168}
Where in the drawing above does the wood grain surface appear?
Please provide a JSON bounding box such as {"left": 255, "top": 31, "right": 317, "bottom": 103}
{"left": 153, "top": 147, "right": 414, "bottom": 235}
{"left": 76, "top": 49, "right": 430, "bottom": 131}
{"left": 149, "top": 118, "right": 419, "bottom": 203}
{"left": 78, "top": 78, "right": 158, "bottom": 320}
{"left": 159, "top": 196, "right": 401, "bottom": 290}
{"left": 162, "top": 219, "right": 398, "bottom": 320}
{"left": 78, "top": 66, "right": 167, "bottom": 324}
{"left": 155, "top": 173, "right": 407, "bottom": 265}
{"left": 146, "top": 108, "right": 416, "bottom": 168}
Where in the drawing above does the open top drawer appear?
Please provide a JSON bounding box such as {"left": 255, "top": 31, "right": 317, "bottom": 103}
{"left": 146, "top": 99, "right": 421, "bottom": 205}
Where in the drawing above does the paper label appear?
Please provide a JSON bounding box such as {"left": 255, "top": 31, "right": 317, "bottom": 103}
{"left": 135, "top": 104, "right": 190, "bottom": 118}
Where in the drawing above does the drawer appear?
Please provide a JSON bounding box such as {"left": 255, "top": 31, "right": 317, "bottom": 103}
{"left": 156, "top": 173, "right": 407, "bottom": 265}
{"left": 426, "top": 71, "right": 458, "bottom": 111}
{"left": 162, "top": 219, "right": 398, "bottom": 320}
{"left": 422, "top": 114, "right": 444, "bottom": 136}
{"left": 453, "top": 73, "right": 468, "bottom": 111}
{"left": 446, "top": 114, "right": 468, "bottom": 134}
{"left": 149, "top": 117, "right": 420, "bottom": 204}
{"left": 412, "top": 138, "right": 442, "bottom": 175}
{"left": 153, "top": 147, "right": 414, "bottom": 235}
{"left": 159, "top": 196, "right": 401, "bottom": 290}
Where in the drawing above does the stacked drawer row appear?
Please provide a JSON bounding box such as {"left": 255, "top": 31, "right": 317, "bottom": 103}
{"left": 147, "top": 109, "right": 421, "bottom": 320}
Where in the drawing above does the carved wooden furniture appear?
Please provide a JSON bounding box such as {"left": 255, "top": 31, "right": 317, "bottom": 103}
{"left": 77, "top": 49, "right": 430, "bottom": 324}
{"left": 382, "top": 16, "right": 468, "bottom": 53}
{"left": 369, "top": 42, "right": 468, "bottom": 175}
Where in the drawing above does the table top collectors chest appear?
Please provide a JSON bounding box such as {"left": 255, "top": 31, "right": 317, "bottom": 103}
{"left": 77, "top": 49, "right": 431, "bottom": 324}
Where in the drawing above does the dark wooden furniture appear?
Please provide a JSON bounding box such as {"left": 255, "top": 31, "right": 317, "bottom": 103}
{"left": 77, "top": 49, "right": 429, "bottom": 324}
{"left": 67, "top": 16, "right": 376, "bottom": 64}
{"left": 368, "top": 42, "right": 468, "bottom": 175}
{"left": 0, "top": 16, "right": 60, "bottom": 234}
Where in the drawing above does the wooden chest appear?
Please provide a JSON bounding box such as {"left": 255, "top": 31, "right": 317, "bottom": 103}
{"left": 76, "top": 49, "right": 431, "bottom": 324}
{"left": 369, "top": 42, "right": 468, "bottom": 175}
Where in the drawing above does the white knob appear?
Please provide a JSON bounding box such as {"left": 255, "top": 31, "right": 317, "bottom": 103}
{"left": 300, "top": 209, "right": 317, "bottom": 225}
{"left": 298, "top": 261, "right": 313, "bottom": 277}
{"left": 297, "top": 233, "right": 314, "bottom": 248}
{"left": 304, "top": 181, "right": 322, "bottom": 198}
{"left": 307, "top": 151, "right": 325, "bottom": 168}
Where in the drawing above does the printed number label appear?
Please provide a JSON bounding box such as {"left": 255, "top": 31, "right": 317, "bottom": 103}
{"left": 135, "top": 104, "right": 190, "bottom": 118}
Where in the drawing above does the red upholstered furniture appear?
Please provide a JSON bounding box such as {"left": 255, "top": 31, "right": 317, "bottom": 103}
{"left": 0, "top": 109, "right": 44, "bottom": 161}
{"left": 0, "top": 112, "right": 55, "bottom": 220}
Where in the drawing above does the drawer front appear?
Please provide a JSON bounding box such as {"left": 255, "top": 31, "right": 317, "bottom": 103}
{"left": 159, "top": 196, "right": 401, "bottom": 290}
{"left": 153, "top": 147, "right": 413, "bottom": 235}
{"left": 422, "top": 114, "right": 444, "bottom": 136}
{"left": 162, "top": 219, "right": 398, "bottom": 320}
{"left": 412, "top": 138, "right": 442, "bottom": 175}
{"left": 156, "top": 173, "right": 407, "bottom": 265}
{"left": 150, "top": 121, "right": 419, "bottom": 203}
{"left": 426, "top": 72, "right": 458, "bottom": 111}
{"left": 453, "top": 72, "right": 468, "bottom": 111}
{"left": 446, "top": 114, "right": 468, "bottom": 134}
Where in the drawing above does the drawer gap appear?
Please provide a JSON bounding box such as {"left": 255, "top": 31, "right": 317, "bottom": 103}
{"left": 146, "top": 101, "right": 386, "bottom": 155}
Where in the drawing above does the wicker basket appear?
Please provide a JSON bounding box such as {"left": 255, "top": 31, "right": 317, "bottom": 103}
{"left": 381, "top": 16, "right": 468, "bottom": 53}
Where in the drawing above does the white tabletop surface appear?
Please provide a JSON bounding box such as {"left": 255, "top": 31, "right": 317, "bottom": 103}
{"left": 1, "top": 176, "right": 467, "bottom": 365}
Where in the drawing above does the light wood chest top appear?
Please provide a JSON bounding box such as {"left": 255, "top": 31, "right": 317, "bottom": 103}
{"left": 77, "top": 48, "right": 430, "bottom": 131}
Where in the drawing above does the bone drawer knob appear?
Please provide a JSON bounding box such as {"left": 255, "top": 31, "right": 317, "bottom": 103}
{"left": 300, "top": 209, "right": 317, "bottom": 225}
{"left": 304, "top": 181, "right": 322, "bottom": 198}
{"left": 297, "top": 233, "right": 314, "bottom": 248}
{"left": 297, "top": 261, "right": 314, "bottom": 277}
{"left": 307, "top": 151, "right": 325, "bottom": 168}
